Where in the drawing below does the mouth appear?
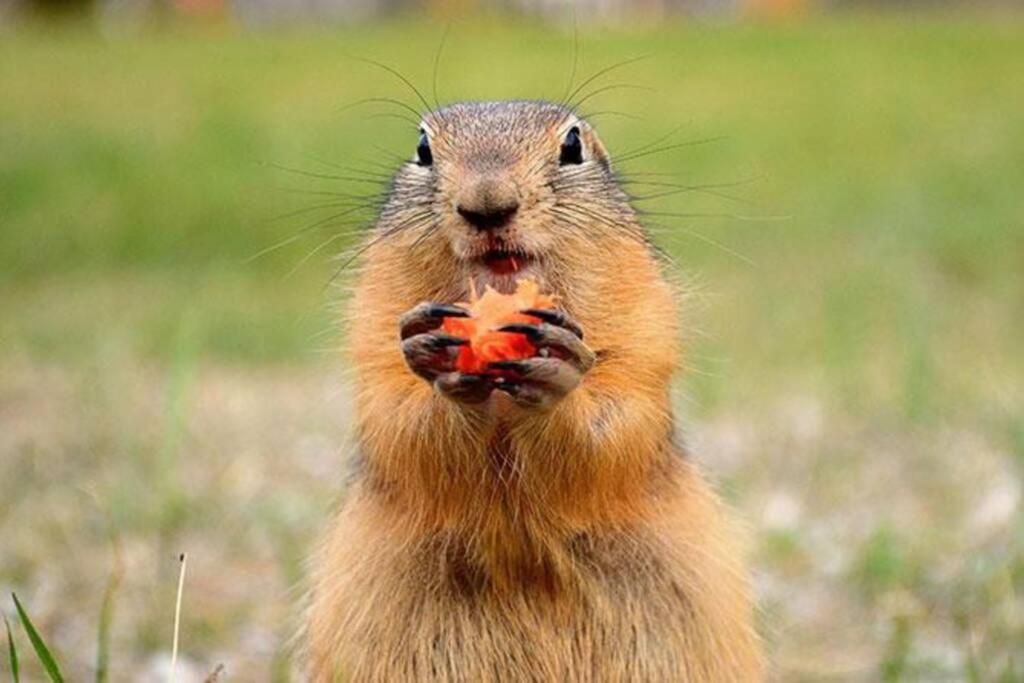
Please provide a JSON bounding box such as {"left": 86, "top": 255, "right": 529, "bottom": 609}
{"left": 478, "top": 245, "right": 533, "bottom": 276}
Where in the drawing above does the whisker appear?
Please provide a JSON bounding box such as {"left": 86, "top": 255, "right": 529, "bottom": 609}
{"left": 646, "top": 220, "right": 756, "bottom": 266}
{"left": 618, "top": 175, "right": 758, "bottom": 189}
{"left": 246, "top": 233, "right": 310, "bottom": 264}
{"left": 268, "top": 163, "right": 390, "bottom": 187}
{"left": 559, "top": 13, "right": 581, "bottom": 105}
{"left": 300, "top": 156, "right": 395, "bottom": 182}
{"left": 279, "top": 187, "right": 385, "bottom": 199}
{"left": 562, "top": 54, "right": 651, "bottom": 110}
{"left": 579, "top": 109, "right": 644, "bottom": 123}
{"left": 649, "top": 242, "right": 681, "bottom": 269}
{"left": 366, "top": 144, "right": 409, "bottom": 165}
{"left": 615, "top": 170, "right": 695, "bottom": 181}
{"left": 299, "top": 208, "right": 380, "bottom": 233}
{"left": 431, "top": 24, "right": 452, "bottom": 110}
{"left": 363, "top": 111, "right": 422, "bottom": 128}
{"left": 550, "top": 203, "right": 648, "bottom": 247}
{"left": 625, "top": 180, "right": 758, "bottom": 205}
{"left": 615, "top": 136, "right": 727, "bottom": 164}
{"left": 614, "top": 122, "right": 693, "bottom": 160}
{"left": 644, "top": 209, "right": 791, "bottom": 223}
{"left": 324, "top": 212, "right": 438, "bottom": 290}
{"left": 349, "top": 56, "right": 433, "bottom": 115}
{"left": 336, "top": 96, "right": 423, "bottom": 123}
{"left": 408, "top": 220, "right": 441, "bottom": 253}
{"left": 285, "top": 230, "right": 358, "bottom": 280}
{"left": 570, "top": 83, "right": 654, "bottom": 111}
{"left": 266, "top": 200, "right": 380, "bottom": 224}
{"left": 246, "top": 205, "right": 379, "bottom": 263}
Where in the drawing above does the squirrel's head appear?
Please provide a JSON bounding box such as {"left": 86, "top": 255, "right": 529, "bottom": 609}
{"left": 378, "top": 100, "right": 637, "bottom": 294}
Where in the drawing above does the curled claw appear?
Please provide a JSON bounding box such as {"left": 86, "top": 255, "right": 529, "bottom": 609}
{"left": 424, "top": 333, "right": 468, "bottom": 350}
{"left": 402, "top": 333, "right": 494, "bottom": 403}
{"left": 496, "top": 323, "right": 543, "bottom": 342}
{"left": 435, "top": 372, "right": 494, "bottom": 404}
{"left": 400, "top": 333, "right": 465, "bottom": 381}
{"left": 487, "top": 359, "right": 531, "bottom": 374}
{"left": 520, "top": 308, "right": 584, "bottom": 340}
{"left": 488, "top": 357, "right": 584, "bottom": 408}
{"left": 489, "top": 310, "right": 595, "bottom": 408}
{"left": 422, "top": 303, "right": 471, "bottom": 319}
{"left": 399, "top": 301, "right": 495, "bottom": 405}
{"left": 399, "top": 302, "right": 470, "bottom": 340}
{"left": 496, "top": 322, "right": 595, "bottom": 372}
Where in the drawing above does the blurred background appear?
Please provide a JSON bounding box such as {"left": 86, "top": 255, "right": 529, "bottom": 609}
{"left": 1, "top": 0, "right": 1022, "bottom": 680}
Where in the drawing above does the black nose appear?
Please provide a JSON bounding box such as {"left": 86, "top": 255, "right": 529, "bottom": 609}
{"left": 457, "top": 203, "right": 518, "bottom": 231}
{"left": 455, "top": 176, "right": 520, "bottom": 232}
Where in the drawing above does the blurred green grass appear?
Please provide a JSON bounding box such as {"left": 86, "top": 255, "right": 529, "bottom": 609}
{"left": 2, "top": 14, "right": 1022, "bottom": 416}
{"left": 1, "top": 12, "right": 1023, "bottom": 680}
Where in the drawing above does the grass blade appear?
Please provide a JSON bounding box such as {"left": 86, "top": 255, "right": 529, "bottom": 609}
{"left": 170, "top": 553, "right": 188, "bottom": 683}
{"left": 10, "top": 594, "right": 63, "bottom": 683}
{"left": 94, "top": 558, "right": 122, "bottom": 683}
{"left": 4, "top": 614, "right": 18, "bottom": 683}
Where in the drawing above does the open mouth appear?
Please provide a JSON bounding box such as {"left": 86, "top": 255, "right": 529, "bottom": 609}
{"left": 480, "top": 247, "right": 532, "bottom": 276}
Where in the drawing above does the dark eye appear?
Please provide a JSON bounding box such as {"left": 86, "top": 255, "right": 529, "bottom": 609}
{"left": 416, "top": 129, "right": 432, "bottom": 167}
{"left": 559, "top": 126, "right": 583, "bottom": 165}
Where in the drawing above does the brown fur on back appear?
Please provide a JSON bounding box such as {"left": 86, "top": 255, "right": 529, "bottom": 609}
{"left": 304, "top": 100, "right": 763, "bottom": 681}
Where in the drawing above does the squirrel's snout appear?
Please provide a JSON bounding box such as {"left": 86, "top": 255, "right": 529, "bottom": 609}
{"left": 456, "top": 177, "right": 520, "bottom": 232}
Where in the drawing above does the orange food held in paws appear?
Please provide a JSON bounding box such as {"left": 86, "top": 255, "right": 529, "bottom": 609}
{"left": 441, "top": 279, "right": 557, "bottom": 374}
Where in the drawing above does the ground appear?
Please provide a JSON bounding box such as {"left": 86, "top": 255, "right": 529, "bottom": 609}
{"left": 1, "top": 11, "right": 1022, "bottom": 681}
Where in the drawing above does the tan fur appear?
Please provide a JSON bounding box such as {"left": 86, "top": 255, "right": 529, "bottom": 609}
{"left": 304, "top": 101, "right": 763, "bottom": 681}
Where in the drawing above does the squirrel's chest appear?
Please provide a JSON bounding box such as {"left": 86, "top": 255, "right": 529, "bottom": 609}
{"left": 330, "top": 541, "right": 696, "bottom": 682}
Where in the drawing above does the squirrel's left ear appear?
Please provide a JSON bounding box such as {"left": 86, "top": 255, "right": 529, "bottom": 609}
{"left": 580, "top": 126, "right": 610, "bottom": 167}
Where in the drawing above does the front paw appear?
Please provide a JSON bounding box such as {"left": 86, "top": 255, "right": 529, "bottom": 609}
{"left": 399, "top": 302, "right": 495, "bottom": 404}
{"left": 488, "top": 309, "right": 595, "bottom": 408}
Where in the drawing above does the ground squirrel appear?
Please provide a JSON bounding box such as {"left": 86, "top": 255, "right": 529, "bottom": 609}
{"left": 304, "top": 100, "right": 763, "bottom": 681}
